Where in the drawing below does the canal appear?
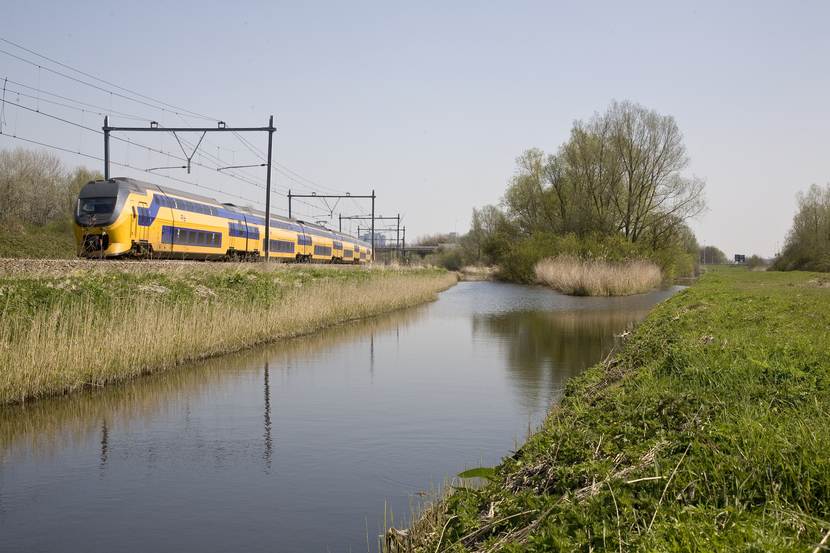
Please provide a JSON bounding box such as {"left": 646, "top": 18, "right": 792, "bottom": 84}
{"left": 0, "top": 282, "right": 680, "bottom": 552}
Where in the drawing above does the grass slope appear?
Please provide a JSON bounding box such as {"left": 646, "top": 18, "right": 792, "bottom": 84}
{"left": 400, "top": 267, "right": 830, "bottom": 552}
{"left": 0, "top": 220, "right": 76, "bottom": 258}
{"left": 0, "top": 263, "right": 456, "bottom": 405}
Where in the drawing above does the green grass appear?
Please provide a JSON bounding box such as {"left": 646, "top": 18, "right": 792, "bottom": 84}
{"left": 399, "top": 267, "right": 830, "bottom": 552}
{"left": 0, "top": 220, "right": 76, "bottom": 258}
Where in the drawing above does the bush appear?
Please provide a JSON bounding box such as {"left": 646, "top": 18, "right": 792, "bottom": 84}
{"left": 425, "top": 248, "right": 464, "bottom": 271}
{"left": 747, "top": 255, "right": 767, "bottom": 270}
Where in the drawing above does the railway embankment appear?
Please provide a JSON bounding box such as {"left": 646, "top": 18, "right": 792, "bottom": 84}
{"left": 0, "top": 260, "right": 456, "bottom": 405}
{"left": 395, "top": 267, "right": 830, "bottom": 551}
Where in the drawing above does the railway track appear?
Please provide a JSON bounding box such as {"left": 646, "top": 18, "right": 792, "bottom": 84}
{"left": 0, "top": 257, "right": 372, "bottom": 278}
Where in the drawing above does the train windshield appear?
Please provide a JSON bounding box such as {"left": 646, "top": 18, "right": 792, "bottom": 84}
{"left": 79, "top": 197, "right": 116, "bottom": 215}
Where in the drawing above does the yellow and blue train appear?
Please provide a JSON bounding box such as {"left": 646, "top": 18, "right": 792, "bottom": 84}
{"left": 73, "top": 177, "right": 372, "bottom": 262}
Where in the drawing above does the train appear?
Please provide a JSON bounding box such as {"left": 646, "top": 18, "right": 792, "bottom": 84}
{"left": 73, "top": 177, "right": 373, "bottom": 262}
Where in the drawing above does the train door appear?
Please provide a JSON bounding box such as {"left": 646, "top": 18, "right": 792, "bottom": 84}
{"left": 136, "top": 202, "right": 149, "bottom": 244}
{"left": 298, "top": 224, "right": 312, "bottom": 260}
{"left": 242, "top": 215, "right": 250, "bottom": 254}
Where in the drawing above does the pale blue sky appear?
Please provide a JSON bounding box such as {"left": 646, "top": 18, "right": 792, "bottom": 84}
{"left": 2, "top": 1, "right": 828, "bottom": 256}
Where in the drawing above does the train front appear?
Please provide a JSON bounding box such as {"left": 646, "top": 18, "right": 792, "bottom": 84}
{"left": 74, "top": 178, "right": 134, "bottom": 257}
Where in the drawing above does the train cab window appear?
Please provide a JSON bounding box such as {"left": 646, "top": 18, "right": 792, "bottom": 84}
{"left": 79, "top": 197, "right": 116, "bottom": 215}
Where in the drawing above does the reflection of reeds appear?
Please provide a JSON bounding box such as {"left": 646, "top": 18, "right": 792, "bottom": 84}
{"left": 535, "top": 255, "right": 662, "bottom": 296}
{"left": 0, "top": 298, "right": 427, "bottom": 458}
{"left": 0, "top": 270, "right": 456, "bottom": 405}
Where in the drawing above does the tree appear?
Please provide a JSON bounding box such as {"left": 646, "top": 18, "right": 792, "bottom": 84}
{"left": 0, "top": 148, "right": 65, "bottom": 225}
{"left": 699, "top": 245, "right": 727, "bottom": 265}
{"left": 463, "top": 205, "right": 512, "bottom": 265}
{"left": 460, "top": 101, "right": 705, "bottom": 279}
{"left": 774, "top": 183, "right": 830, "bottom": 272}
{"left": 604, "top": 101, "right": 705, "bottom": 242}
{"left": 500, "top": 101, "right": 705, "bottom": 245}
{"left": 0, "top": 147, "right": 102, "bottom": 226}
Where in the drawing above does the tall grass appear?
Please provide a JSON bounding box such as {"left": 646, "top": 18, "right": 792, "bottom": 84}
{"left": 534, "top": 255, "right": 662, "bottom": 296}
{"left": 0, "top": 267, "right": 456, "bottom": 404}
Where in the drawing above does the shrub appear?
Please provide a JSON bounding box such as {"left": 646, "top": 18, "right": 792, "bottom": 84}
{"left": 430, "top": 248, "right": 464, "bottom": 271}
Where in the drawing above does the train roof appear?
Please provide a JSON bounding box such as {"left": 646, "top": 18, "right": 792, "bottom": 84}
{"left": 97, "top": 177, "right": 370, "bottom": 247}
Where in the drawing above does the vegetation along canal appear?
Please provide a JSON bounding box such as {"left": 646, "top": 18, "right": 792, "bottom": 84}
{"left": 0, "top": 281, "right": 679, "bottom": 552}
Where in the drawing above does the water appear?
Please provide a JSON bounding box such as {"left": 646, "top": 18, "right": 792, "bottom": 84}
{"left": 0, "top": 282, "right": 680, "bottom": 552}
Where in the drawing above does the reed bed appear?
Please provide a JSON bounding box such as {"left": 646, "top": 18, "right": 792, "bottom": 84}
{"left": 0, "top": 266, "right": 456, "bottom": 404}
{"left": 534, "top": 255, "right": 662, "bottom": 296}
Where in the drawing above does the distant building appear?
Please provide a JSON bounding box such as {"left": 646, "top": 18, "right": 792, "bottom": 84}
{"left": 360, "top": 233, "right": 386, "bottom": 248}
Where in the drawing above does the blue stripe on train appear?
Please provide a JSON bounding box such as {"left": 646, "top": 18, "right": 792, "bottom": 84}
{"left": 137, "top": 194, "right": 371, "bottom": 248}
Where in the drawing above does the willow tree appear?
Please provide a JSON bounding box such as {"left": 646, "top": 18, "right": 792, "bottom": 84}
{"left": 503, "top": 101, "right": 705, "bottom": 244}
{"left": 606, "top": 101, "right": 705, "bottom": 242}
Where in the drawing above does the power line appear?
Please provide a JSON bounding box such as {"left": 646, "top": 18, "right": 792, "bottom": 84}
{"left": 0, "top": 95, "right": 286, "bottom": 197}
{"left": 0, "top": 131, "right": 277, "bottom": 208}
{"left": 0, "top": 96, "right": 189, "bottom": 161}
{"left": 0, "top": 37, "right": 367, "bottom": 213}
{"left": 0, "top": 37, "right": 216, "bottom": 121}
{"left": 1, "top": 77, "right": 151, "bottom": 121}
{"left": 2, "top": 38, "right": 344, "bottom": 196}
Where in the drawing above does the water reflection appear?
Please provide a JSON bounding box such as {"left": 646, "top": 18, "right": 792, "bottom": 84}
{"left": 474, "top": 305, "right": 654, "bottom": 412}
{"left": 263, "top": 362, "right": 272, "bottom": 470}
{"left": 99, "top": 419, "right": 109, "bottom": 473}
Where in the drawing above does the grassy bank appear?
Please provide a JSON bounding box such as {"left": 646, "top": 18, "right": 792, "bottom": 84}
{"left": 534, "top": 256, "right": 663, "bottom": 296}
{"left": 396, "top": 268, "right": 830, "bottom": 551}
{"left": 0, "top": 262, "right": 456, "bottom": 405}
{"left": 0, "top": 221, "right": 76, "bottom": 258}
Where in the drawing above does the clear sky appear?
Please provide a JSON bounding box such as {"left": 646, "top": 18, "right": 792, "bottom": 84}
{"left": 2, "top": 0, "right": 828, "bottom": 256}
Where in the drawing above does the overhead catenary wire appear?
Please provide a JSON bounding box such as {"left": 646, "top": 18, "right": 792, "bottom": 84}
{"left": 0, "top": 37, "right": 216, "bottom": 122}
{"left": 1, "top": 38, "right": 342, "bottom": 195}
{"left": 0, "top": 36, "right": 374, "bottom": 223}
{"left": 0, "top": 132, "right": 272, "bottom": 207}
{"left": 1, "top": 77, "right": 151, "bottom": 122}
{"left": 0, "top": 112, "right": 320, "bottom": 217}
{"left": 0, "top": 95, "right": 289, "bottom": 199}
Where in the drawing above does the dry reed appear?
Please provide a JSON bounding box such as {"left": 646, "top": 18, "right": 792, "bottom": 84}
{"left": 0, "top": 269, "right": 456, "bottom": 404}
{"left": 534, "top": 255, "right": 662, "bottom": 296}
